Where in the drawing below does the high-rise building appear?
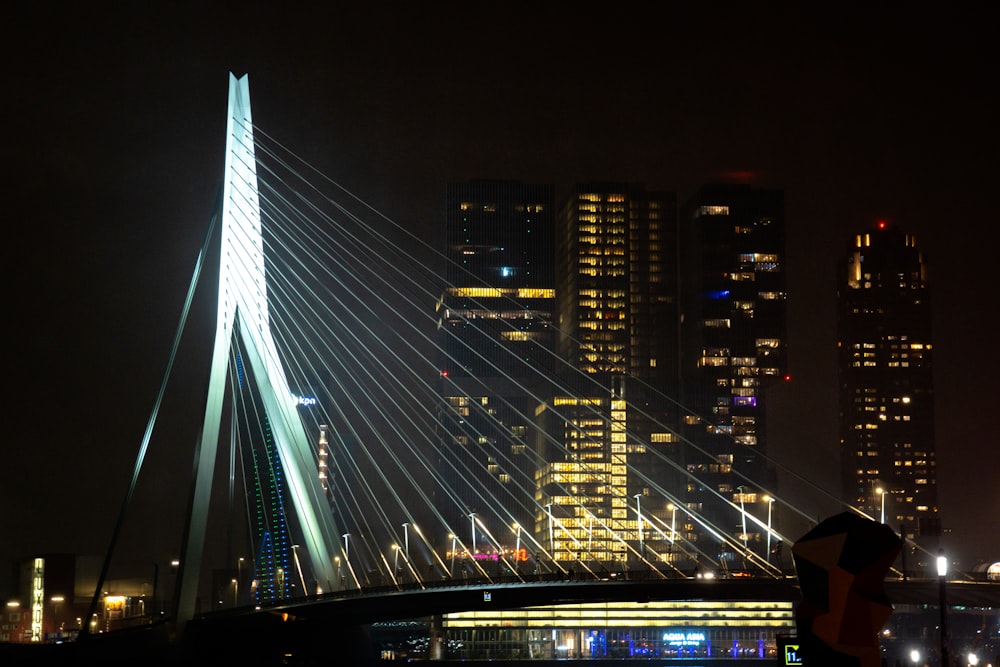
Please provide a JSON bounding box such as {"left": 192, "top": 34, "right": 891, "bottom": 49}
{"left": 679, "top": 184, "right": 787, "bottom": 569}
{"left": 436, "top": 180, "right": 556, "bottom": 553}
{"left": 535, "top": 183, "right": 680, "bottom": 567}
{"left": 836, "top": 221, "right": 939, "bottom": 547}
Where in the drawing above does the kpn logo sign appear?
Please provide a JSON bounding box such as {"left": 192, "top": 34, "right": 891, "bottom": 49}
{"left": 291, "top": 393, "right": 318, "bottom": 408}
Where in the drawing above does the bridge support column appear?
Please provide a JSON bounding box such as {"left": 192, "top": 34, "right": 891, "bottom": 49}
{"left": 429, "top": 614, "right": 445, "bottom": 660}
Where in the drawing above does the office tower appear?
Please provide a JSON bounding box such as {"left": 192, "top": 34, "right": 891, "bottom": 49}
{"left": 437, "top": 180, "right": 555, "bottom": 556}
{"left": 535, "top": 183, "right": 680, "bottom": 566}
{"left": 679, "top": 184, "right": 786, "bottom": 568}
{"left": 837, "top": 221, "right": 939, "bottom": 547}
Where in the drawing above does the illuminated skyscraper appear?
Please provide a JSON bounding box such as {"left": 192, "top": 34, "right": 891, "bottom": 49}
{"left": 837, "top": 221, "right": 939, "bottom": 546}
{"left": 536, "top": 183, "right": 680, "bottom": 565}
{"left": 679, "top": 184, "right": 786, "bottom": 567}
{"left": 437, "top": 180, "right": 556, "bottom": 550}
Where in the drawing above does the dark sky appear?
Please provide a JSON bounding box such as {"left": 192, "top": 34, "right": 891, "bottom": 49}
{"left": 3, "top": 3, "right": 997, "bottom": 587}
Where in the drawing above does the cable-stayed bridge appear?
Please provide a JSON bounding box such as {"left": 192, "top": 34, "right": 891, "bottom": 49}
{"left": 64, "top": 73, "right": 997, "bottom": 664}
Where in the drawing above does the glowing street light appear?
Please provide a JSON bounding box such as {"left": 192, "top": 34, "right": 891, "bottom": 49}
{"left": 634, "top": 494, "right": 644, "bottom": 556}
{"left": 545, "top": 503, "right": 554, "bottom": 552}
{"left": 402, "top": 522, "right": 411, "bottom": 563}
{"left": 877, "top": 487, "right": 886, "bottom": 523}
{"left": 291, "top": 544, "right": 307, "bottom": 597}
{"left": 937, "top": 551, "right": 949, "bottom": 667}
{"left": 736, "top": 486, "right": 749, "bottom": 557}
{"left": 449, "top": 533, "right": 457, "bottom": 578}
{"left": 764, "top": 495, "right": 775, "bottom": 564}
{"left": 512, "top": 523, "right": 522, "bottom": 573}
{"left": 236, "top": 556, "right": 245, "bottom": 603}
{"left": 469, "top": 513, "right": 477, "bottom": 555}
{"left": 909, "top": 648, "right": 920, "bottom": 664}
{"left": 392, "top": 544, "right": 401, "bottom": 577}
{"left": 231, "top": 578, "right": 238, "bottom": 607}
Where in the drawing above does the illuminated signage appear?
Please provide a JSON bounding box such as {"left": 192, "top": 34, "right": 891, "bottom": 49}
{"left": 777, "top": 635, "right": 802, "bottom": 665}
{"left": 291, "top": 394, "right": 318, "bottom": 407}
{"left": 783, "top": 644, "right": 802, "bottom": 665}
{"left": 662, "top": 631, "right": 705, "bottom": 646}
{"left": 482, "top": 591, "right": 492, "bottom": 602}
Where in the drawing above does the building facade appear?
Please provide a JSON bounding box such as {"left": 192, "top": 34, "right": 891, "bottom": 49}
{"left": 836, "top": 221, "right": 939, "bottom": 550}
{"left": 678, "top": 184, "right": 787, "bottom": 570}
{"left": 436, "top": 180, "right": 556, "bottom": 552}
{"left": 535, "top": 183, "right": 681, "bottom": 568}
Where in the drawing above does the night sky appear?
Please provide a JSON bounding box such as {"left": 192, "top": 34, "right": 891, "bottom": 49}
{"left": 3, "top": 3, "right": 997, "bottom": 588}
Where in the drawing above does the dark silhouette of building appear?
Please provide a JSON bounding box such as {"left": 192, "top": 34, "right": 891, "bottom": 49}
{"left": 837, "top": 221, "right": 939, "bottom": 555}
{"left": 679, "top": 184, "right": 787, "bottom": 568}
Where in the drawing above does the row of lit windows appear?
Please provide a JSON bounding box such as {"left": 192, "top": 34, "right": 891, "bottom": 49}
{"left": 738, "top": 253, "right": 779, "bottom": 263}
{"left": 580, "top": 267, "right": 626, "bottom": 277}
{"left": 447, "top": 287, "right": 556, "bottom": 299}
{"left": 579, "top": 299, "right": 627, "bottom": 309}
{"left": 579, "top": 289, "right": 626, "bottom": 298}
{"left": 445, "top": 309, "right": 549, "bottom": 320}
{"left": 580, "top": 256, "right": 626, "bottom": 266}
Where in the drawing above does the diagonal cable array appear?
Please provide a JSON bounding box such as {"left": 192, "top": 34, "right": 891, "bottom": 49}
{"left": 201, "top": 116, "right": 885, "bottom": 596}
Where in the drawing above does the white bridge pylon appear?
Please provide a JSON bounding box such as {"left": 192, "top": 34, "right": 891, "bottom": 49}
{"left": 175, "top": 73, "right": 341, "bottom": 628}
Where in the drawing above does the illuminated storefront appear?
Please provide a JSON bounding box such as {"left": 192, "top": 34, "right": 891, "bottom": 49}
{"left": 439, "top": 599, "right": 795, "bottom": 661}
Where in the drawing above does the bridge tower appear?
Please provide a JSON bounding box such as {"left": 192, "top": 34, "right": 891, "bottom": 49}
{"left": 174, "top": 73, "right": 341, "bottom": 629}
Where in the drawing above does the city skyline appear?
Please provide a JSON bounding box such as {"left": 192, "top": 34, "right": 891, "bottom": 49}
{"left": 4, "top": 4, "right": 997, "bottom": 587}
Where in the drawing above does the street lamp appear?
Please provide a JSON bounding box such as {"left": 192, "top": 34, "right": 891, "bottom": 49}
{"left": 545, "top": 503, "right": 555, "bottom": 554}
{"left": 634, "top": 494, "right": 644, "bottom": 556}
{"left": 937, "top": 551, "right": 949, "bottom": 667}
{"left": 513, "top": 523, "right": 522, "bottom": 573}
{"left": 291, "top": 544, "right": 307, "bottom": 597}
{"left": 765, "top": 496, "right": 775, "bottom": 564}
{"left": 469, "top": 513, "right": 477, "bottom": 556}
{"left": 736, "top": 486, "right": 749, "bottom": 558}
{"left": 342, "top": 533, "right": 351, "bottom": 563}
{"left": 877, "top": 487, "right": 886, "bottom": 523}
{"left": 50, "top": 595, "right": 64, "bottom": 632}
{"left": 402, "top": 522, "right": 411, "bottom": 563}
{"left": 392, "top": 544, "right": 401, "bottom": 579}
{"left": 449, "top": 533, "right": 457, "bottom": 578}
{"left": 908, "top": 648, "right": 920, "bottom": 665}
{"left": 237, "top": 556, "right": 245, "bottom": 603}
{"left": 231, "top": 578, "right": 238, "bottom": 607}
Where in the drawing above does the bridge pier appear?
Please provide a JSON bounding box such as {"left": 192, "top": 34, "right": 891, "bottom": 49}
{"left": 429, "top": 613, "right": 445, "bottom": 660}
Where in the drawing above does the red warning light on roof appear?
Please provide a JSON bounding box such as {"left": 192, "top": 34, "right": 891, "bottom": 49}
{"left": 877, "top": 220, "right": 887, "bottom": 230}
{"left": 784, "top": 374, "right": 791, "bottom": 382}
